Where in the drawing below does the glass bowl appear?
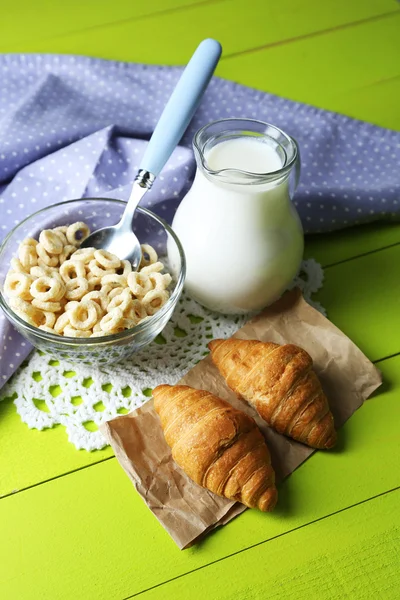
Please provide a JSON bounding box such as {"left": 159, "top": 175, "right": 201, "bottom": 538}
{"left": 0, "top": 198, "right": 186, "bottom": 365}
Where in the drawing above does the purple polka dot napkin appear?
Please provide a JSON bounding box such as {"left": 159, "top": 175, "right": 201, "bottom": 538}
{"left": 0, "top": 53, "right": 399, "bottom": 388}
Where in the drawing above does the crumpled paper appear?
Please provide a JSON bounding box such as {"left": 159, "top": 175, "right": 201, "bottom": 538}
{"left": 102, "top": 289, "right": 382, "bottom": 549}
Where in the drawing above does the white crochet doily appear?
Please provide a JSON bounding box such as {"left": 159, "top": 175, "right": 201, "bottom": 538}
{"left": 2, "top": 259, "right": 325, "bottom": 451}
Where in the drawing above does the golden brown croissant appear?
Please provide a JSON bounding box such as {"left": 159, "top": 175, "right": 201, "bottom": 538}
{"left": 208, "top": 339, "right": 336, "bottom": 449}
{"left": 153, "top": 384, "right": 277, "bottom": 512}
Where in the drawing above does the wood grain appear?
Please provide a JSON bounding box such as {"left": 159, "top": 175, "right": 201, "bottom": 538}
{"left": 137, "top": 488, "right": 400, "bottom": 600}
{"left": 304, "top": 223, "right": 400, "bottom": 267}
{"left": 1, "top": 0, "right": 396, "bottom": 65}
{"left": 0, "top": 390, "right": 113, "bottom": 499}
{"left": 327, "top": 75, "right": 400, "bottom": 131}
{"left": 218, "top": 13, "right": 400, "bottom": 129}
{"left": 0, "top": 0, "right": 205, "bottom": 48}
{"left": 315, "top": 244, "right": 400, "bottom": 362}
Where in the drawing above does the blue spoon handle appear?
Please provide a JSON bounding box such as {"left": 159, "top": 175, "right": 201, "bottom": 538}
{"left": 139, "top": 38, "right": 222, "bottom": 177}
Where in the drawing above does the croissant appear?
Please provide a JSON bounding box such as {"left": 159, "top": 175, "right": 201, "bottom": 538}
{"left": 153, "top": 384, "right": 277, "bottom": 512}
{"left": 208, "top": 339, "right": 337, "bottom": 449}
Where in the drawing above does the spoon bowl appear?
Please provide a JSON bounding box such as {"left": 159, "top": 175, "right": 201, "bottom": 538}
{"left": 83, "top": 225, "right": 143, "bottom": 267}
{"left": 82, "top": 170, "right": 154, "bottom": 268}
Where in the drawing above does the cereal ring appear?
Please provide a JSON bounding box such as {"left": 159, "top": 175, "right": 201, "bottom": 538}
{"left": 54, "top": 312, "right": 71, "bottom": 334}
{"left": 8, "top": 296, "right": 31, "bottom": 312}
{"left": 30, "top": 265, "right": 52, "bottom": 279}
{"left": 90, "top": 330, "right": 108, "bottom": 337}
{"left": 69, "top": 247, "right": 95, "bottom": 263}
{"left": 87, "top": 259, "right": 114, "bottom": 277}
{"left": 30, "top": 266, "right": 42, "bottom": 278}
{"left": 82, "top": 290, "right": 109, "bottom": 312}
{"left": 4, "top": 272, "right": 33, "bottom": 300}
{"left": 65, "top": 277, "right": 89, "bottom": 300}
{"left": 59, "top": 259, "right": 86, "bottom": 283}
{"left": 122, "top": 318, "right": 137, "bottom": 330}
{"left": 54, "top": 226, "right": 68, "bottom": 234}
{"left": 94, "top": 249, "right": 121, "bottom": 269}
{"left": 148, "top": 272, "right": 172, "bottom": 290}
{"left": 116, "top": 260, "right": 132, "bottom": 277}
{"left": 100, "top": 273, "right": 127, "bottom": 287}
{"left": 107, "top": 289, "right": 132, "bottom": 313}
{"left": 37, "top": 260, "right": 59, "bottom": 273}
{"left": 64, "top": 301, "right": 80, "bottom": 312}
{"left": 53, "top": 228, "right": 68, "bottom": 246}
{"left": 20, "top": 237, "right": 38, "bottom": 248}
{"left": 92, "top": 321, "right": 102, "bottom": 332}
{"left": 162, "top": 273, "right": 172, "bottom": 288}
{"left": 124, "top": 299, "right": 147, "bottom": 322}
{"left": 81, "top": 297, "right": 103, "bottom": 320}
{"left": 36, "top": 243, "right": 58, "bottom": 267}
{"left": 107, "top": 287, "right": 124, "bottom": 301}
{"left": 43, "top": 312, "right": 56, "bottom": 327}
{"left": 138, "top": 315, "right": 151, "bottom": 325}
{"left": 63, "top": 326, "right": 92, "bottom": 338}
{"left": 99, "top": 283, "right": 113, "bottom": 297}
{"left": 148, "top": 272, "right": 165, "bottom": 291}
{"left": 93, "top": 300, "right": 103, "bottom": 320}
{"left": 12, "top": 310, "right": 35, "bottom": 326}
{"left": 30, "top": 276, "right": 65, "bottom": 302}
{"left": 38, "top": 325, "right": 57, "bottom": 334}
{"left": 8, "top": 296, "right": 33, "bottom": 315}
{"left": 8, "top": 297, "right": 42, "bottom": 326}
{"left": 66, "top": 222, "right": 90, "bottom": 246}
{"left": 59, "top": 245, "right": 77, "bottom": 264}
{"left": 140, "top": 261, "right": 164, "bottom": 275}
{"left": 142, "top": 289, "right": 169, "bottom": 316}
{"left": 101, "top": 328, "right": 121, "bottom": 335}
{"left": 105, "top": 318, "right": 136, "bottom": 334}
{"left": 140, "top": 244, "right": 158, "bottom": 267}
{"left": 69, "top": 300, "right": 98, "bottom": 330}
{"left": 127, "top": 271, "right": 152, "bottom": 298}
{"left": 32, "top": 299, "right": 62, "bottom": 313}
{"left": 122, "top": 317, "right": 137, "bottom": 329}
{"left": 39, "top": 230, "right": 63, "bottom": 255}
{"left": 87, "top": 276, "right": 102, "bottom": 292}
{"left": 10, "top": 258, "right": 27, "bottom": 273}
{"left": 100, "top": 307, "right": 124, "bottom": 332}
{"left": 18, "top": 244, "right": 38, "bottom": 269}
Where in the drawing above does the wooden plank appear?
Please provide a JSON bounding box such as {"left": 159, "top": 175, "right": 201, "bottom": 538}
{"left": 316, "top": 244, "right": 400, "bottom": 362}
{"left": 324, "top": 76, "right": 400, "bottom": 132}
{"left": 139, "top": 489, "right": 400, "bottom": 600}
{"left": 1, "top": 241, "right": 400, "bottom": 496}
{"left": 1, "top": 353, "right": 399, "bottom": 599}
{"left": 0, "top": 0, "right": 203, "bottom": 48}
{"left": 304, "top": 223, "right": 400, "bottom": 267}
{"left": 0, "top": 391, "right": 112, "bottom": 498}
{"left": 218, "top": 14, "right": 400, "bottom": 130}
{"left": 2, "top": 0, "right": 396, "bottom": 63}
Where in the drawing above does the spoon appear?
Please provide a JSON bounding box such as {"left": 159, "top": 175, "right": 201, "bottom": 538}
{"left": 82, "top": 38, "right": 222, "bottom": 268}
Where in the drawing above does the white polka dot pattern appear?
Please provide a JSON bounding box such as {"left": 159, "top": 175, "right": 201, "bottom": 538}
{"left": 0, "top": 53, "right": 399, "bottom": 389}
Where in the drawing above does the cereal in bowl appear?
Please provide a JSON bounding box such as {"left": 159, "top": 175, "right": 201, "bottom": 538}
{"left": 4, "top": 222, "right": 172, "bottom": 338}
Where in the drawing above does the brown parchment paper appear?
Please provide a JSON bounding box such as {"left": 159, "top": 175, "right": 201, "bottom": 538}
{"left": 102, "top": 289, "right": 382, "bottom": 549}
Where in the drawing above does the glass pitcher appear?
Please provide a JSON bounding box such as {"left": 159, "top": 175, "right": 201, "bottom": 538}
{"left": 171, "top": 118, "right": 303, "bottom": 314}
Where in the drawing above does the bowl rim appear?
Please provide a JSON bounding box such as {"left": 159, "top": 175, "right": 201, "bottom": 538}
{"left": 0, "top": 197, "right": 186, "bottom": 345}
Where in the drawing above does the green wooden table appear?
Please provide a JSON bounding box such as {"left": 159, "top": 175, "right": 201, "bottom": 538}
{"left": 1, "top": 1, "right": 400, "bottom": 598}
